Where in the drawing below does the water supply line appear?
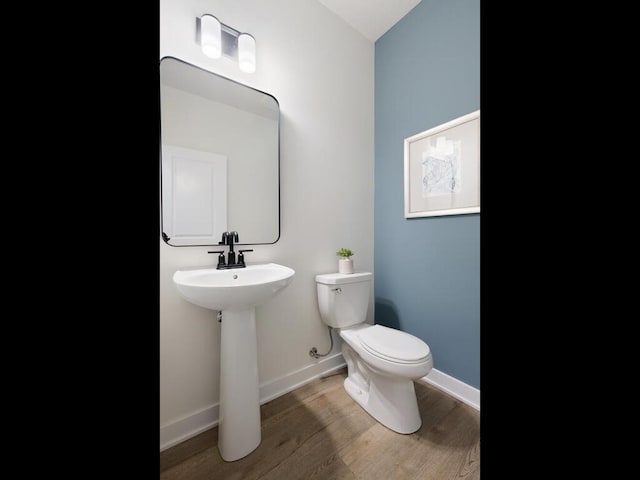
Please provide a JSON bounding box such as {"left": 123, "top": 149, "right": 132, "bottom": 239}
{"left": 309, "top": 326, "right": 334, "bottom": 358}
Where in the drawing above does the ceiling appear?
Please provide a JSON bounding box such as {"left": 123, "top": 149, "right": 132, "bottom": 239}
{"left": 317, "top": 0, "right": 423, "bottom": 42}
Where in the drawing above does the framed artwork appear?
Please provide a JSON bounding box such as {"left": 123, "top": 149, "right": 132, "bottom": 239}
{"left": 404, "top": 110, "right": 480, "bottom": 218}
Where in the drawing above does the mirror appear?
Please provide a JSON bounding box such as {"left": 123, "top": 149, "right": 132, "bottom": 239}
{"left": 160, "top": 56, "right": 280, "bottom": 246}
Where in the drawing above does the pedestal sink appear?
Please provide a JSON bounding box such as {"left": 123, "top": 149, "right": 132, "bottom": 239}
{"left": 172, "top": 263, "right": 295, "bottom": 461}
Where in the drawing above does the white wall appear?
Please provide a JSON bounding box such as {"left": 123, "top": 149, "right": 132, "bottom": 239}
{"left": 160, "top": 0, "right": 374, "bottom": 448}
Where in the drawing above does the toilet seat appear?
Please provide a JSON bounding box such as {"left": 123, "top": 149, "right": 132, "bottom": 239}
{"left": 357, "top": 325, "right": 430, "bottom": 365}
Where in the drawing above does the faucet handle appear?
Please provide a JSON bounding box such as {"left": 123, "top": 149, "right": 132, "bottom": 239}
{"left": 238, "top": 249, "right": 253, "bottom": 267}
{"left": 208, "top": 250, "right": 226, "bottom": 267}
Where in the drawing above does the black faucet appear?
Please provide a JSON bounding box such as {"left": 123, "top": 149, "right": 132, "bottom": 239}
{"left": 208, "top": 231, "right": 253, "bottom": 269}
{"left": 221, "top": 231, "right": 238, "bottom": 264}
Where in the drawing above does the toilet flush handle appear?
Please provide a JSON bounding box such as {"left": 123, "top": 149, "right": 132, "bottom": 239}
{"left": 332, "top": 287, "right": 342, "bottom": 294}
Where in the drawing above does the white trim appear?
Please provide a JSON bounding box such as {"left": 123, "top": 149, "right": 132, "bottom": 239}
{"left": 417, "top": 368, "right": 480, "bottom": 411}
{"left": 160, "top": 403, "right": 219, "bottom": 451}
{"left": 160, "top": 353, "right": 346, "bottom": 451}
{"left": 260, "top": 352, "right": 346, "bottom": 404}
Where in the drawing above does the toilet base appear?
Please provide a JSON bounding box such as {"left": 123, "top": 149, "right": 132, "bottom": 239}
{"left": 342, "top": 344, "right": 422, "bottom": 434}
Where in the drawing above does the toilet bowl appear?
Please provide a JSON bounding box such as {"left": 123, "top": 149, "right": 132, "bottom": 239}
{"left": 316, "top": 272, "right": 433, "bottom": 434}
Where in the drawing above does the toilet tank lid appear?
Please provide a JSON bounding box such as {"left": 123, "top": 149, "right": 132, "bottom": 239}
{"left": 316, "top": 272, "right": 372, "bottom": 285}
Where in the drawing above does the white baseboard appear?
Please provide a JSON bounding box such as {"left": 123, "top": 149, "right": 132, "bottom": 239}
{"left": 160, "top": 404, "right": 219, "bottom": 452}
{"left": 260, "top": 352, "right": 346, "bottom": 404}
{"left": 160, "top": 353, "right": 346, "bottom": 451}
{"left": 418, "top": 368, "right": 480, "bottom": 411}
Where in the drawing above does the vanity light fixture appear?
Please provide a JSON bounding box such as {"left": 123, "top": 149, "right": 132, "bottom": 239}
{"left": 200, "top": 15, "right": 222, "bottom": 59}
{"left": 197, "top": 15, "right": 256, "bottom": 73}
{"left": 237, "top": 33, "right": 256, "bottom": 73}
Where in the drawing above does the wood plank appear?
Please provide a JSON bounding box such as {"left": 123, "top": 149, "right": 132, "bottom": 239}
{"left": 159, "top": 368, "right": 480, "bottom": 480}
{"left": 160, "top": 371, "right": 345, "bottom": 478}
{"left": 454, "top": 437, "right": 480, "bottom": 480}
{"left": 258, "top": 391, "right": 376, "bottom": 480}
{"left": 339, "top": 380, "right": 460, "bottom": 478}
{"left": 410, "top": 402, "right": 481, "bottom": 480}
{"left": 159, "top": 429, "right": 217, "bottom": 472}
{"left": 261, "top": 371, "right": 346, "bottom": 425}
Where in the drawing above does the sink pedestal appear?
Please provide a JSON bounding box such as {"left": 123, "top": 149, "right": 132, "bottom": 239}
{"left": 172, "top": 263, "right": 296, "bottom": 461}
{"left": 218, "top": 307, "right": 261, "bottom": 461}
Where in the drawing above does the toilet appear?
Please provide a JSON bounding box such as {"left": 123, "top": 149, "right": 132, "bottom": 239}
{"left": 316, "top": 272, "right": 433, "bottom": 434}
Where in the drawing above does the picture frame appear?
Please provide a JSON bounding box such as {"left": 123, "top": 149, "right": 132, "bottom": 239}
{"left": 404, "top": 110, "right": 480, "bottom": 218}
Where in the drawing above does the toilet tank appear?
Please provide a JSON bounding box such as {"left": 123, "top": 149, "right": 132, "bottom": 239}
{"left": 316, "top": 272, "right": 372, "bottom": 328}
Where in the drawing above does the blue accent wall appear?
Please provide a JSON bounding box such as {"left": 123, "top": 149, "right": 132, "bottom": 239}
{"left": 374, "top": 0, "right": 480, "bottom": 388}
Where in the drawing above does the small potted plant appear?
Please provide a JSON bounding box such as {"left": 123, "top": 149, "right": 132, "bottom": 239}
{"left": 336, "top": 248, "right": 354, "bottom": 274}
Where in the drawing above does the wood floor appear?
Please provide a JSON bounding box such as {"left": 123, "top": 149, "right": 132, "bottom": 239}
{"left": 160, "top": 368, "right": 480, "bottom": 479}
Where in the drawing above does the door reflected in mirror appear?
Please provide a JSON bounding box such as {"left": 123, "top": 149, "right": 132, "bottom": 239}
{"left": 160, "top": 56, "right": 280, "bottom": 246}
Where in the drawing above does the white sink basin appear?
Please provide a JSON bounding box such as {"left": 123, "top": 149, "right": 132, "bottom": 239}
{"left": 171, "top": 262, "right": 295, "bottom": 462}
{"left": 173, "top": 263, "right": 295, "bottom": 311}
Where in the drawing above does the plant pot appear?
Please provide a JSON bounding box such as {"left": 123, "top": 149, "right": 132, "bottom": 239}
{"left": 338, "top": 258, "right": 353, "bottom": 274}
